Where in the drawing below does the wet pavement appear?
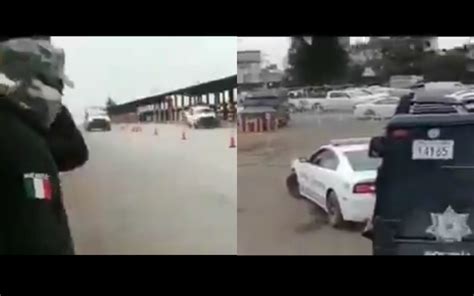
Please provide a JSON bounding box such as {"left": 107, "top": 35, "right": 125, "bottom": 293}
{"left": 61, "top": 123, "right": 237, "bottom": 254}
{"left": 237, "top": 112, "right": 387, "bottom": 255}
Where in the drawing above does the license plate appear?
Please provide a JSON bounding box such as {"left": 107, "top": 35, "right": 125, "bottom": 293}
{"left": 412, "top": 140, "right": 454, "bottom": 160}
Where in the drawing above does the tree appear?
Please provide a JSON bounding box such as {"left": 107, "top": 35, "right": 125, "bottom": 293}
{"left": 287, "top": 37, "right": 349, "bottom": 85}
{"left": 106, "top": 96, "right": 117, "bottom": 108}
{"left": 421, "top": 52, "right": 468, "bottom": 82}
{"left": 377, "top": 37, "right": 430, "bottom": 79}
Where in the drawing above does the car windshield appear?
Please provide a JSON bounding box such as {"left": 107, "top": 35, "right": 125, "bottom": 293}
{"left": 347, "top": 90, "right": 368, "bottom": 97}
{"left": 196, "top": 109, "right": 213, "bottom": 114}
{"left": 88, "top": 109, "right": 107, "bottom": 116}
{"left": 371, "top": 88, "right": 389, "bottom": 94}
{"left": 345, "top": 150, "right": 382, "bottom": 171}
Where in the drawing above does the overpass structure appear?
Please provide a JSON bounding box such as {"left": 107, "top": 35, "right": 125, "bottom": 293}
{"left": 108, "top": 75, "right": 237, "bottom": 123}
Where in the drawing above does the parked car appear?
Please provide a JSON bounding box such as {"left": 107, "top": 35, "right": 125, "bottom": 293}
{"left": 286, "top": 138, "right": 380, "bottom": 228}
{"left": 354, "top": 96, "right": 400, "bottom": 120}
{"left": 319, "top": 90, "right": 382, "bottom": 112}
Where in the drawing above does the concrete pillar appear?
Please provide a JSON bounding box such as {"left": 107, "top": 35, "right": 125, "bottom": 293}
{"left": 161, "top": 100, "right": 165, "bottom": 122}
{"left": 157, "top": 101, "right": 161, "bottom": 122}
{"left": 180, "top": 95, "right": 185, "bottom": 121}
{"left": 228, "top": 88, "right": 235, "bottom": 121}
{"left": 222, "top": 91, "right": 228, "bottom": 121}
{"left": 229, "top": 88, "right": 235, "bottom": 104}
{"left": 172, "top": 95, "right": 177, "bottom": 121}
{"left": 205, "top": 93, "right": 210, "bottom": 105}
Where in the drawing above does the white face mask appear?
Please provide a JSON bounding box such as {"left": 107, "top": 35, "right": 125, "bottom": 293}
{"left": 0, "top": 38, "right": 74, "bottom": 128}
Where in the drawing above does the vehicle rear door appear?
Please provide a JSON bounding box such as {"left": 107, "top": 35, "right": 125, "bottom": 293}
{"left": 305, "top": 149, "right": 340, "bottom": 207}
{"left": 373, "top": 97, "right": 399, "bottom": 118}
{"left": 374, "top": 116, "right": 474, "bottom": 255}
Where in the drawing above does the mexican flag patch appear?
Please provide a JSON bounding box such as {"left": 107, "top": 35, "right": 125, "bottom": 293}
{"left": 23, "top": 173, "right": 52, "bottom": 201}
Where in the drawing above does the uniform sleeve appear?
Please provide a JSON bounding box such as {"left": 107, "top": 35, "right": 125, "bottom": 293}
{"left": 47, "top": 105, "right": 89, "bottom": 172}
{"left": 0, "top": 167, "right": 73, "bottom": 254}
{"left": 0, "top": 166, "right": 36, "bottom": 254}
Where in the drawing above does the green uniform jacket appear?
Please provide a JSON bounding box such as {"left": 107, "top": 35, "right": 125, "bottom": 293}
{"left": 0, "top": 97, "right": 74, "bottom": 255}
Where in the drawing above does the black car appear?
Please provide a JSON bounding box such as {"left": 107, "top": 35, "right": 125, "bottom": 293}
{"left": 366, "top": 97, "right": 474, "bottom": 255}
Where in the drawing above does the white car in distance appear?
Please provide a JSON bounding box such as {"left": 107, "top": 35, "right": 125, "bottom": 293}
{"left": 319, "top": 89, "right": 383, "bottom": 112}
{"left": 183, "top": 105, "right": 219, "bottom": 129}
{"left": 286, "top": 138, "right": 381, "bottom": 228}
{"left": 354, "top": 96, "right": 400, "bottom": 120}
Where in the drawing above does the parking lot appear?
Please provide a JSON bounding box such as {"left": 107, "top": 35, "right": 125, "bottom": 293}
{"left": 237, "top": 112, "right": 387, "bottom": 255}
{"left": 60, "top": 123, "right": 237, "bottom": 255}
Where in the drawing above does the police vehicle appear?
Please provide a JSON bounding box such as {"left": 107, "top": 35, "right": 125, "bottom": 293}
{"left": 366, "top": 93, "right": 474, "bottom": 255}
{"left": 286, "top": 138, "right": 380, "bottom": 228}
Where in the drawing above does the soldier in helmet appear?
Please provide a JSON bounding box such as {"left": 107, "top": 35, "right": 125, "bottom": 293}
{"left": 0, "top": 37, "right": 84, "bottom": 254}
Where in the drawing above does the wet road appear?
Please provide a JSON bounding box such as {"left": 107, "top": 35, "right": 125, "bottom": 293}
{"left": 237, "top": 112, "right": 386, "bottom": 255}
{"left": 61, "top": 123, "right": 237, "bottom": 254}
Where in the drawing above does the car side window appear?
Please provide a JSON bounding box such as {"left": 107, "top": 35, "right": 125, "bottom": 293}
{"left": 376, "top": 98, "right": 399, "bottom": 105}
{"left": 329, "top": 92, "right": 340, "bottom": 98}
{"left": 329, "top": 92, "right": 350, "bottom": 99}
{"left": 309, "top": 149, "right": 325, "bottom": 164}
{"left": 310, "top": 149, "right": 339, "bottom": 171}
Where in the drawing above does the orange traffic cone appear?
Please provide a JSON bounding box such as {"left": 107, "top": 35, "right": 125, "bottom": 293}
{"left": 229, "top": 136, "right": 236, "bottom": 148}
{"left": 182, "top": 130, "right": 187, "bottom": 140}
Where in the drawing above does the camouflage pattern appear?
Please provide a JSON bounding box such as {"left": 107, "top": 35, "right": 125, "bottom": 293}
{"left": 0, "top": 37, "right": 73, "bottom": 127}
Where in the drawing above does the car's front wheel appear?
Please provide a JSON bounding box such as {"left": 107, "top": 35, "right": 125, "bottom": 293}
{"left": 326, "top": 190, "right": 344, "bottom": 228}
{"left": 286, "top": 172, "right": 302, "bottom": 199}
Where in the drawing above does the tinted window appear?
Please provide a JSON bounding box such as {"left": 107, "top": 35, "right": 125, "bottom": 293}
{"left": 196, "top": 109, "right": 213, "bottom": 114}
{"left": 309, "top": 90, "right": 327, "bottom": 98}
{"left": 312, "top": 149, "right": 339, "bottom": 170}
{"left": 329, "top": 92, "right": 349, "bottom": 99}
{"left": 375, "top": 98, "right": 399, "bottom": 105}
{"left": 345, "top": 150, "right": 381, "bottom": 171}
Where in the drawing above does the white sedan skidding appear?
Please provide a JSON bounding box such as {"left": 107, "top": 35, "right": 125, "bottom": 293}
{"left": 353, "top": 96, "right": 400, "bottom": 120}
{"left": 286, "top": 138, "right": 381, "bottom": 228}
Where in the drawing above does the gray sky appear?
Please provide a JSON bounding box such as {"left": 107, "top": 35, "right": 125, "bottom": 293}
{"left": 52, "top": 37, "right": 236, "bottom": 122}
{"left": 238, "top": 37, "right": 471, "bottom": 68}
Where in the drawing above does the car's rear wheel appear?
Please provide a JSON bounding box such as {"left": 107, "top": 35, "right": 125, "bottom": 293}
{"left": 326, "top": 191, "right": 345, "bottom": 228}
{"left": 286, "top": 172, "right": 302, "bottom": 199}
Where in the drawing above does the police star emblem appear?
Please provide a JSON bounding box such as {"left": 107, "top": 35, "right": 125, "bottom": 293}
{"left": 426, "top": 206, "right": 472, "bottom": 242}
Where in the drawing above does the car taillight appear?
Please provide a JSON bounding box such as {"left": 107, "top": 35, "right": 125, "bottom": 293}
{"left": 390, "top": 129, "right": 411, "bottom": 139}
{"left": 353, "top": 183, "right": 375, "bottom": 194}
